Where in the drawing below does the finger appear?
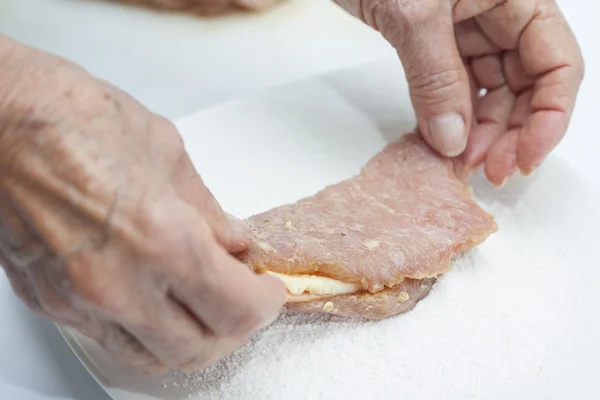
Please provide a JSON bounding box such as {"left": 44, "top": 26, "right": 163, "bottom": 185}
{"left": 60, "top": 221, "right": 227, "bottom": 374}
{"left": 455, "top": 19, "right": 499, "bottom": 59}
{"left": 509, "top": 89, "right": 533, "bottom": 129}
{"left": 203, "top": 191, "right": 252, "bottom": 254}
{"left": 475, "top": 0, "right": 539, "bottom": 50}
{"left": 464, "top": 85, "right": 515, "bottom": 167}
{"left": 464, "top": 53, "right": 513, "bottom": 167}
{"left": 171, "top": 217, "right": 285, "bottom": 337}
{"left": 477, "top": 0, "right": 584, "bottom": 173}
{"left": 466, "top": 66, "right": 480, "bottom": 114}
{"left": 484, "top": 128, "right": 520, "bottom": 186}
{"left": 471, "top": 55, "right": 505, "bottom": 90}
{"left": 452, "top": 0, "right": 508, "bottom": 23}
{"left": 99, "top": 323, "right": 166, "bottom": 376}
{"left": 372, "top": 1, "right": 472, "bottom": 157}
{"left": 128, "top": 198, "right": 284, "bottom": 340}
{"left": 175, "top": 248, "right": 285, "bottom": 337}
{"left": 515, "top": 4, "right": 584, "bottom": 173}
{"left": 502, "top": 50, "right": 534, "bottom": 94}
{"left": 120, "top": 291, "right": 225, "bottom": 372}
{"left": 173, "top": 156, "right": 252, "bottom": 253}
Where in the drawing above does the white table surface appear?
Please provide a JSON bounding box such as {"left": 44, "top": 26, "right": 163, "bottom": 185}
{"left": 0, "top": 0, "right": 597, "bottom": 399}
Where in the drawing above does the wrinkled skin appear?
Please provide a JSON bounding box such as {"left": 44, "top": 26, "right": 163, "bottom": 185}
{"left": 0, "top": 38, "right": 286, "bottom": 375}
{"left": 0, "top": 0, "right": 584, "bottom": 377}
{"left": 112, "top": 0, "right": 584, "bottom": 184}
{"left": 109, "top": 0, "right": 283, "bottom": 16}
{"left": 336, "top": 0, "right": 584, "bottom": 185}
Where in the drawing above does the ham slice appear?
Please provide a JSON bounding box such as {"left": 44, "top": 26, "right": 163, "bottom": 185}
{"left": 237, "top": 133, "right": 497, "bottom": 320}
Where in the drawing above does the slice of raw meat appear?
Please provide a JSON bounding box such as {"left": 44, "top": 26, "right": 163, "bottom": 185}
{"left": 237, "top": 132, "right": 497, "bottom": 319}
{"left": 286, "top": 278, "right": 436, "bottom": 320}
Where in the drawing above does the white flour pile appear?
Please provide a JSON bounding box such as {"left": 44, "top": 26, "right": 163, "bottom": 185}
{"left": 158, "top": 166, "right": 598, "bottom": 400}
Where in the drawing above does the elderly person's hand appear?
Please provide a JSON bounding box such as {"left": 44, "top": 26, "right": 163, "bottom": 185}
{"left": 0, "top": 37, "right": 286, "bottom": 375}
{"left": 336, "top": 0, "right": 584, "bottom": 186}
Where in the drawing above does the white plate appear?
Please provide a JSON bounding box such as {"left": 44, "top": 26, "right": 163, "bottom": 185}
{"left": 58, "top": 61, "right": 600, "bottom": 400}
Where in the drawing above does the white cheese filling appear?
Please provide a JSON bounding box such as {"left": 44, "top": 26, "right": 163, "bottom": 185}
{"left": 265, "top": 271, "right": 362, "bottom": 296}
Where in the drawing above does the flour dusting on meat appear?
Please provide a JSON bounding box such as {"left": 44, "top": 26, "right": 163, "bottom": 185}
{"left": 237, "top": 133, "right": 497, "bottom": 319}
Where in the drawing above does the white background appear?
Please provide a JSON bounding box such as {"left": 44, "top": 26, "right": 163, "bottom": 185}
{"left": 0, "top": 0, "right": 596, "bottom": 399}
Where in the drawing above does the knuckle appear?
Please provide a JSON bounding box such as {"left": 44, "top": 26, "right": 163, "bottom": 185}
{"left": 136, "top": 199, "right": 182, "bottom": 253}
{"left": 76, "top": 281, "right": 123, "bottom": 312}
{"left": 153, "top": 115, "right": 178, "bottom": 136}
{"left": 100, "top": 325, "right": 165, "bottom": 375}
{"left": 363, "top": 0, "right": 440, "bottom": 36}
{"left": 137, "top": 199, "right": 174, "bottom": 239}
{"left": 399, "top": 0, "right": 441, "bottom": 23}
{"left": 133, "top": 198, "right": 204, "bottom": 277}
{"left": 408, "top": 68, "right": 465, "bottom": 105}
{"left": 137, "top": 202, "right": 165, "bottom": 241}
{"left": 65, "top": 260, "right": 129, "bottom": 313}
{"left": 151, "top": 115, "right": 186, "bottom": 160}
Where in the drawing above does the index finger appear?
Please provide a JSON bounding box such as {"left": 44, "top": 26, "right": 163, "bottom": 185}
{"left": 168, "top": 212, "right": 286, "bottom": 337}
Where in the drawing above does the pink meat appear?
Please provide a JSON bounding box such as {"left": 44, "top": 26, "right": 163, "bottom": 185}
{"left": 237, "top": 133, "right": 497, "bottom": 319}
{"left": 286, "top": 278, "right": 435, "bottom": 320}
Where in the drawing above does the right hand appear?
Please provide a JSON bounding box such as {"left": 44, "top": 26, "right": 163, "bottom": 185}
{"left": 0, "top": 38, "right": 286, "bottom": 375}
{"left": 336, "top": 0, "right": 583, "bottom": 186}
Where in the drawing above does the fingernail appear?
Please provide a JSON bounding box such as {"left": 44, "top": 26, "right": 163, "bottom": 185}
{"left": 519, "top": 164, "right": 539, "bottom": 177}
{"left": 494, "top": 167, "right": 518, "bottom": 188}
{"left": 427, "top": 113, "right": 467, "bottom": 158}
{"left": 495, "top": 177, "right": 509, "bottom": 188}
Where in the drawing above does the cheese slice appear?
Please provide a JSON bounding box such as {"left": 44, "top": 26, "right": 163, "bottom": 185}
{"left": 265, "top": 270, "right": 361, "bottom": 296}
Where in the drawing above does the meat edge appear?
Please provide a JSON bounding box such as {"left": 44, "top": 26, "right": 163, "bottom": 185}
{"left": 284, "top": 277, "right": 436, "bottom": 320}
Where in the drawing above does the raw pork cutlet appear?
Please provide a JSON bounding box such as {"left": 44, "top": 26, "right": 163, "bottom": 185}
{"left": 237, "top": 132, "right": 497, "bottom": 320}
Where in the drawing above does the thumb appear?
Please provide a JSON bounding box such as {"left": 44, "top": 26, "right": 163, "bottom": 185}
{"left": 197, "top": 190, "right": 253, "bottom": 254}
{"left": 378, "top": 2, "right": 472, "bottom": 157}
{"left": 208, "top": 207, "right": 253, "bottom": 254}
{"left": 173, "top": 158, "right": 252, "bottom": 253}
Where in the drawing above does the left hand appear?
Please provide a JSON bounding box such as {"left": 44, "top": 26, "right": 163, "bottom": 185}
{"left": 335, "top": 0, "right": 584, "bottom": 186}
{"left": 0, "top": 40, "right": 286, "bottom": 375}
